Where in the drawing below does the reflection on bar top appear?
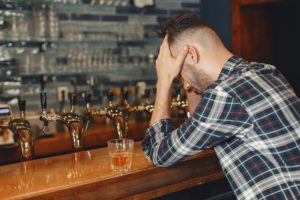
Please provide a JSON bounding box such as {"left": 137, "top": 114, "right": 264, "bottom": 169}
{"left": 0, "top": 141, "right": 152, "bottom": 199}
{"left": 0, "top": 141, "right": 215, "bottom": 199}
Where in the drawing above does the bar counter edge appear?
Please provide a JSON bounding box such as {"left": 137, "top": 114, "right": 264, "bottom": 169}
{"left": 0, "top": 141, "right": 224, "bottom": 200}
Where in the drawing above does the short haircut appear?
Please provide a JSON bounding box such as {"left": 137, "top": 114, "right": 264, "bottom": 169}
{"left": 161, "top": 12, "right": 211, "bottom": 45}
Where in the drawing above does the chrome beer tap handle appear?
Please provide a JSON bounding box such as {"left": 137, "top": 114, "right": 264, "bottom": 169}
{"left": 39, "top": 92, "right": 85, "bottom": 150}
{"left": 122, "top": 90, "right": 142, "bottom": 112}
{"left": 105, "top": 91, "right": 128, "bottom": 139}
{"left": 84, "top": 91, "right": 128, "bottom": 139}
{"left": 39, "top": 92, "right": 63, "bottom": 133}
{"left": 84, "top": 92, "right": 106, "bottom": 117}
{"left": 121, "top": 89, "right": 154, "bottom": 114}
{"left": 122, "top": 90, "right": 131, "bottom": 111}
{"left": 8, "top": 99, "right": 34, "bottom": 160}
{"left": 8, "top": 99, "right": 32, "bottom": 133}
{"left": 60, "top": 94, "right": 85, "bottom": 150}
{"left": 40, "top": 92, "right": 49, "bottom": 134}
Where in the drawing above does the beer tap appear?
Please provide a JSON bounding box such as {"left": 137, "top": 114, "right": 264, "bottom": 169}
{"left": 84, "top": 92, "right": 128, "bottom": 139}
{"left": 122, "top": 88, "right": 154, "bottom": 114}
{"left": 40, "top": 92, "right": 49, "bottom": 134}
{"left": 171, "top": 86, "right": 190, "bottom": 118}
{"left": 40, "top": 92, "right": 85, "bottom": 150}
{"left": 122, "top": 86, "right": 189, "bottom": 118}
{"left": 5, "top": 99, "right": 34, "bottom": 160}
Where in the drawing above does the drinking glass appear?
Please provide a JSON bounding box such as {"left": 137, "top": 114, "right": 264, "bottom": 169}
{"left": 107, "top": 138, "right": 134, "bottom": 173}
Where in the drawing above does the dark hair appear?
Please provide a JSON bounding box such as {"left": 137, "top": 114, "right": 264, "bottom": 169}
{"left": 161, "top": 12, "right": 211, "bottom": 44}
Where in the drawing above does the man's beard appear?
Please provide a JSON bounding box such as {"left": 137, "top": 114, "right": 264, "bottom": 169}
{"left": 185, "top": 63, "right": 212, "bottom": 95}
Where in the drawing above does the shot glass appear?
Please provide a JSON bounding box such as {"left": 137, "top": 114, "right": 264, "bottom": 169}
{"left": 107, "top": 138, "right": 134, "bottom": 172}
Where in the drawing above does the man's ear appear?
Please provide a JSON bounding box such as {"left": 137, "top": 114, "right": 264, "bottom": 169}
{"left": 187, "top": 46, "right": 199, "bottom": 64}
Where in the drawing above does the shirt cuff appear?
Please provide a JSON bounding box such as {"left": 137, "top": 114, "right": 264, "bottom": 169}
{"left": 142, "top": 118, "right": 173, "bottom": 160}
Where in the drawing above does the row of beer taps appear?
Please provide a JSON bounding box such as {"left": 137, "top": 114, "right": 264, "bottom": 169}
{"left": 0, "top": 86, "right": 189, "bottom": 161}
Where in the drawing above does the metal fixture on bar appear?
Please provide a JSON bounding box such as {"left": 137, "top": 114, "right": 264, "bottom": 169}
{"left": 39, "top": 92, "right": 85, "bottom": 151}
{"left": 84, "top": 92, "right": 128, "bottom": 139}
{"left": 123, "top": 87, "right": 189, "bottom": 118}
{"left": 122, "top": 89, "right": 154, "bottom": 114}
{"left": 0, "top": 99, "right": 34, "bottom": 160}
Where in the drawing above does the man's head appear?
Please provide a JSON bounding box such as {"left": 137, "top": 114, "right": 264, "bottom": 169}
{"left": 161, "top": 12, "right": 212, "bottom": 46}
{"left": 161, "top": 12, "right": 230, "bottom": 94}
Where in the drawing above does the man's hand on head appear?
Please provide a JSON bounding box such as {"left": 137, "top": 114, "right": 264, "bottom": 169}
{"left": 155, "top": 36, "right": 188, "bottom": 87}
{"left": 150, "top": 37, "right": 188, "bottom": 125}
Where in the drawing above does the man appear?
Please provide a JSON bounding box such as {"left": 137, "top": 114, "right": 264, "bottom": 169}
{"left": 142, "top": 12, "right": 300, "bottom": 200}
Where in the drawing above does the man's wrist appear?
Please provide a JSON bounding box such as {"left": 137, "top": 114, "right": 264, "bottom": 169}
{"left": 156, "top": 79, "right": 173, "bottom": 89}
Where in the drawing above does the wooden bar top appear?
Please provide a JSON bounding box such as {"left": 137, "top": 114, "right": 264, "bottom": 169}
{"left": 0, "top": 121, "right": 150, "bottom": 165}
{"left": 0, "top": 141, "right": 224, "bottom": 200}
{"left": 0, "top": 119, "right": 185, "bottom": 165}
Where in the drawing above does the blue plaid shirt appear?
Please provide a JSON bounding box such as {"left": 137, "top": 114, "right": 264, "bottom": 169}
{"left": 142, "top": 56, "right": 300, "bottom": 200}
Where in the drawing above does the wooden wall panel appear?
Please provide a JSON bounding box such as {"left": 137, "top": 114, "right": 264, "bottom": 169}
{"left": 231, "top": 0, "right": 284, "bottom": 63}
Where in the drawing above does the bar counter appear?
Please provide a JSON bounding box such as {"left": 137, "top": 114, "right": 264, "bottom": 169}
{"left": 0, "top": 121, "right": 150, "bottom": 164}
{"left": 0, "top": 119, "right": 185, "bottom": 165}
{"left": 0, "top": 141, "right": 224, "bottom": 200}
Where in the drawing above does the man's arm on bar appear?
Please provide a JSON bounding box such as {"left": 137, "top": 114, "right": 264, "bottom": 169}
{"left": 143, "top": 88, "right": 253, "bottom": 167}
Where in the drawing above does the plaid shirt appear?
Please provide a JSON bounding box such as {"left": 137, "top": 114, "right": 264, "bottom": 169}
{"left": 142, "top": 56, "right": 300, "bottom": 200}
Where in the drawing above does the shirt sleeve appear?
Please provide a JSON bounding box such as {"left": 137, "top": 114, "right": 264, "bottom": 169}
{"left": 142, "top": 88, "right": 252, "bottom": 167}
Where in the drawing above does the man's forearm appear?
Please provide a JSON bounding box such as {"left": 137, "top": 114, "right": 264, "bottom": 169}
{"left": 150, "top": 81, "right": 173, "bottom": 125}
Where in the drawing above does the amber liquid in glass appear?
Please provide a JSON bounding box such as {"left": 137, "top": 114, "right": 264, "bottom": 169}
{"left": 110, "top": 151, "right": 131, "bottom": 172}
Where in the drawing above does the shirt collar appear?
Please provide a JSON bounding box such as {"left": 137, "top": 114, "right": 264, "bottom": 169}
{"left": 218, "top": 55, "right": 244, "bottom": 80}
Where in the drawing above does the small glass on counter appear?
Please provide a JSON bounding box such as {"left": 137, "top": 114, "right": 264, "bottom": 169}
{"left": 107, "top": 138, "right": 134, "bottom": 173}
